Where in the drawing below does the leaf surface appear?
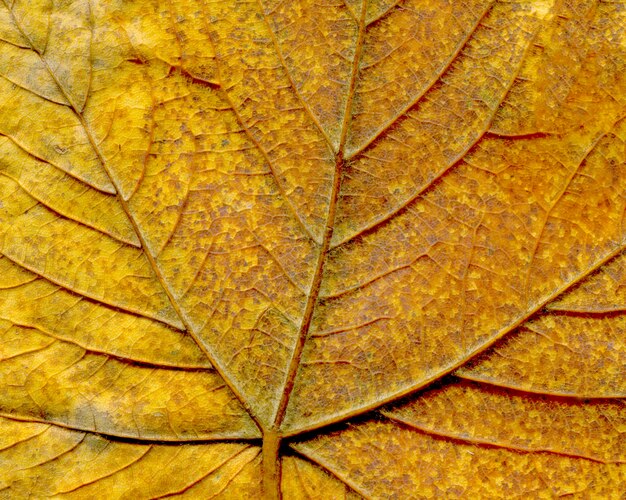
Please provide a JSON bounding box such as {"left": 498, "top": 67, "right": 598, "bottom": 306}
{"left": 293, "top": 416, "right": 626, "bottom": 498}
{"left": 0, "top": 0, "right": 625, "bottom": 497}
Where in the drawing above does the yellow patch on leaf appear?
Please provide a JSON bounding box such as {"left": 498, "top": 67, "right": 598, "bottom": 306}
{"left": 0, "top": 0, "right": 624, "bottom": 498}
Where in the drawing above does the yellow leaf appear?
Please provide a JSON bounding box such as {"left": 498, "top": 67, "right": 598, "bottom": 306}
{"left": 0, "top": 416, "right": 262, "bottom": 498}
{"left": 293, "top": 418, "right": 625, "bottom": 498}
{"left": 0, "top": 0, "right": 624, "bottom": 498}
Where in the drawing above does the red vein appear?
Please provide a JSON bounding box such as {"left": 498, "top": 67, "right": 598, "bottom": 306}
{"left": 257, "top": 0, "right": 337, "bottom": 152}
{"left": 271, "top": 154, "right": 345, "bottom": 431}
{"left": 330, "top": 134, "right": 483, "bottom": 249}
{"left": 281, "top": 244, "right": 626, "bottom": 436}
{"left": 385, "top": 414, "right": 624, "bottom": 464}
{"left": 522, "top": 130, "right": 610, "bottom": 306}
{"left": 272, "top": 0, "right": 368, "bottom": 433}
{"left": 319, "top": 250, "right": 430, "bottom": 299}
{"left": 331, "top": 7, "right": 530, "bottom": 250}
{"left": 261, "top": 2, "right": 368, "bottom": 498}
{"left": 345, "top": 1, "right": 495, "bottom": 159}
{"left": 456, "top": 372, "right": 626, "bottom": 400}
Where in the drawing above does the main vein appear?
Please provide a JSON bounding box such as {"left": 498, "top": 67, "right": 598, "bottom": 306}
{"left": 271, "top": 0, "right": 368, "bottom": 432}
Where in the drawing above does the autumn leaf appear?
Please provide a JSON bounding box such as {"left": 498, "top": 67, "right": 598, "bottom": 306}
{"left": 0, "top": 0, "right": 625, "bottom": 498}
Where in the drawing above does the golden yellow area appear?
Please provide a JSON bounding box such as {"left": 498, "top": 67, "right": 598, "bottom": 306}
{"left": 294, "top": 419, "right": 626, "bottom": 498}
{"left": 0, "top": 0, "right": 624, "bottom": 497}
{"left": 384, "top": 380, "right": 625, "bottom": 463}
{"left": 0, "top": 417, "right": 261, "bottom": 498}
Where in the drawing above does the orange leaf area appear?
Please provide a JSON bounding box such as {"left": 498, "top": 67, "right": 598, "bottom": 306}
{"left": 0, "top": 0, "right": 624, "bottom": 498}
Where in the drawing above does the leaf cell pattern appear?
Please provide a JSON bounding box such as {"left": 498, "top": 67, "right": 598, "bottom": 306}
{"left": 0, "top": 0, "right": 624, "bottom": 498}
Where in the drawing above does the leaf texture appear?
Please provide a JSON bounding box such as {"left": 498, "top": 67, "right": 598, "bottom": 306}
{"left": 0, "top": 0, "right": 625, "bottom": 498}
{"left": 293, "top": 416, "right": 626, "bottom": 498}
{"left": 0, "top": 417, "right": 263, "bottom": 498}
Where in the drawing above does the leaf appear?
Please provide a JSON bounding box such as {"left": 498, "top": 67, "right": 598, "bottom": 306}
{"left": 0, "top": 0, "right": 624, "bottom": 498}
{"left": 0, "top": 416, "right": 263, "bottom": 498}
